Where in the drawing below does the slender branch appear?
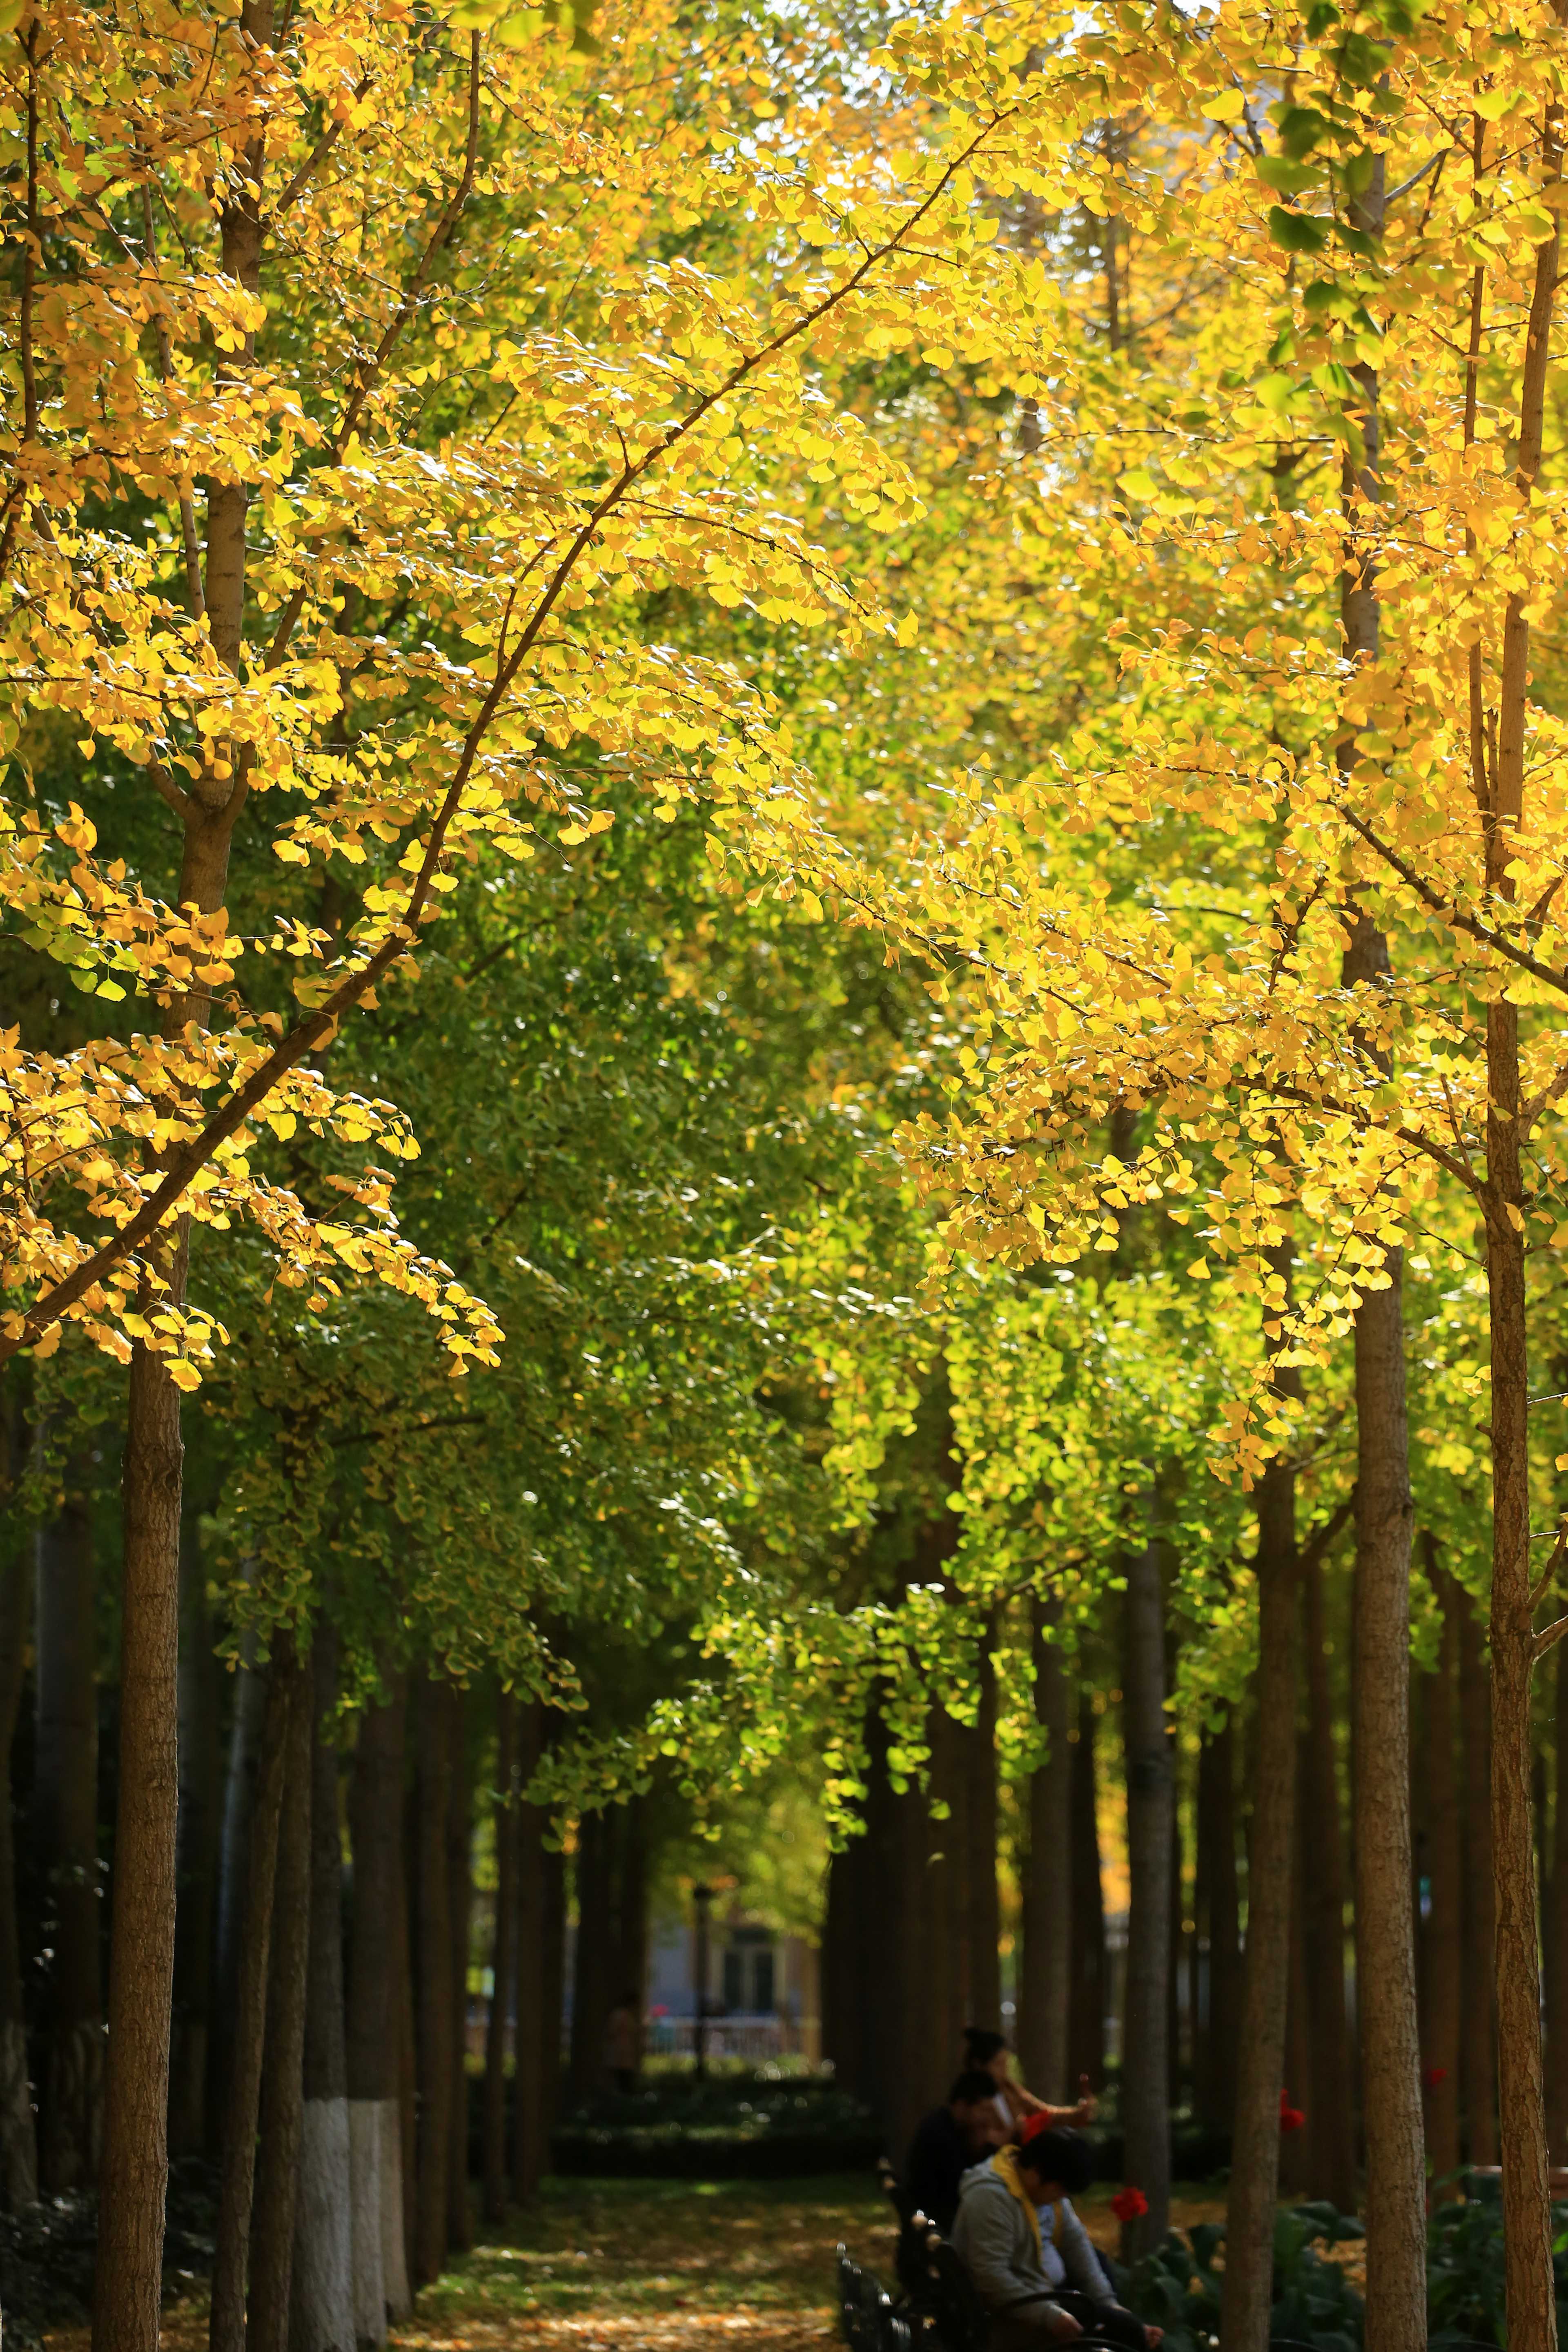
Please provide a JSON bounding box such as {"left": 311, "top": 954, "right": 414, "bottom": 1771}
{"left": 1297, "top": 1494, "right": 1354, "bottom": 1577}
{"left": 140, "top": 183, "right": 205, "bottom": 621}
{"left": 1337, "top": 798, "right": 1568, "bottom": 1003}
{"left": 0, "top": 105, "right": 1018, "bottom": 1364}
{"left": 0, "top": 20, "right": 41, "bottom": 586}
{"left": 265, "top": 33, "right": 484, "bottom": 671}
{"left": 266, "top": 76, "right": 370, "bottom": 223}
{"left": 1534, "top": 1611, "right": 1568, "bottom": 1664}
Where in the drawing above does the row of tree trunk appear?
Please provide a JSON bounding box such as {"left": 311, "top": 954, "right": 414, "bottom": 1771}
{"left": 2, "top": 1560, "right": 582, "bottom": 2339}
{"left": 822, "top": 1526, "right": 1543, "bottom": 2242}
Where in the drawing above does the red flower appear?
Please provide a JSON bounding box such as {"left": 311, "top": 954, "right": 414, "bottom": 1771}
{"left": 1279, "top": 2089, "right": 1306, "bottom": 2134}
{"left": 1423, "top": 2065, "right": 1448, "bottom": 2090}
{"left": 1111, "top": 2186, "right": 1149, "bottom": 2222}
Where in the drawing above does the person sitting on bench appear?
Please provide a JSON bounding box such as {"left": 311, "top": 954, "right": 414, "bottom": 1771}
{"left": 904, "top": 2068, "right": 1007, "bottom": 2233}
{"left": 951, "top": 2119, "right": 1162, "bottom": 2349}
{"left": 963, "top": 2028, "right": 1096, "bottom": 2136}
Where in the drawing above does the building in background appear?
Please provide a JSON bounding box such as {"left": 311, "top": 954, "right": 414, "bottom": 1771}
{"left": 644, "top": 1899, "right": 820, "bottom": 2063}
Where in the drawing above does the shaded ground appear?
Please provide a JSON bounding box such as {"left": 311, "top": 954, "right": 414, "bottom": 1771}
{"left": 37, "top": 2174, "right": 1236, "bottom": 2352}
{"left": 394, "top": 2176, "right": 1234, "bottom": 2352}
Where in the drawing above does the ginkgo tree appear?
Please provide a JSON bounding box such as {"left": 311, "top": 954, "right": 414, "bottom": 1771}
{"left": 0, "top": 1, "right": 1131, "bottom": 2338}
{"left": 753, "top": 5, "right": 1568, "bottom": 2347}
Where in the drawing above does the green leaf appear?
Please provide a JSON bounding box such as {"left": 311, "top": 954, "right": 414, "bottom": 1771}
{"left": 1268, "top": 205, "right": 1330, "bottom": 254}
{"left": 1256, "top": 156, "right": 1318, "bottom": 196}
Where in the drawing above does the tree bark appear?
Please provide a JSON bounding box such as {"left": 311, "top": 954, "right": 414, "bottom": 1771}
{"left": 540, "top": 1836, "right": 566, "bottom": 2142}
{"left": 93, "top": 55, "right": 269, "bottom": 2339}
{"left": 1456, "top": 1594, "right": 1499, "bottom": 2165}
{"left": 1278, "top": 1769, "right": 1312, "bottom": 2203}
{"left": 445, "top": 1686, "right": 472, "bottom": 2253}
{"left": 1020, "top": 1597, "right": 1071, "bottom": 2100}
{"left": 1333, "top": 138, "right": 1424, "bottom": 2349}
{"left": 615, "top": 1798, "right": 648, "bottom": 2057}
{"left": 291, "top": 1627, "right": 353, "bottom": 2352}
{"left": 171, "top": 1506, "right": 219, "bottom": 2159}
{"left": 1122, "top": 1540, "right": 1172, "bottom": 2256}
{"left": 1548, "top": 1637, "right": 1568, "bottom": 2160}
{"left": 964, "top": 1619, "right": 1002, "bottom": 2030}
{"left": 0, "top": 1424, "right": 39, "bottom": 2209}
{"left": 1485, "top": 86, "right": 1562, "bottom": 2343}
{"left": 1196, "top": 1723, "right": 1240, "bottom": 2135}
{"left": 414, "top": 1677, "right": 453, "bottom": 2287}
{"left": 347, "top": 1674, "right": 408, "bottom": 2342}
{"left": 209, "top": 1655, "right": 292, "bottom": 2352}
{"left": 512, "top": 1703, "right": 548, "bottom": 2205}
{"left": 211, "top": 1634, "right": 265, "bottom": 2153}
{"left": 483, "top": 1690, "right": 518, "bottom": 2223}
{"left": 1221, "top": 1409, "right": 1299, "bottom": 2351}
{"left": 1425, "top": 1562, "right": 1464, "bottom": 2186}
{"left": 569, "top": 1808, "right": 613, "bottom": 2099}
{"left": 1301, "top": 1541, "right": 1357, "bottom": 2212}
{"left": 1349, "top": 1243, "right": 1425, "bottom": 2350}
{"left": 33, "top": 1447, "right": 102, "bottom": 2193}
{"left": 1067, "top": 1695, "right": 1105, "bottom": 2090}
{"left": 392, "top": 1811, "right": 416, "bottom": 2320}
{"left": 96, "top": 1338, "right": 185, "bottom": 2352}
{"left": 248, "top": 1653, "right": 312, "bottom": 2352}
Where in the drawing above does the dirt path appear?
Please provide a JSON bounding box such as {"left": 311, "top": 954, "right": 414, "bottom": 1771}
{"left": 40, "top": 2173, "right": 1233, "bottom": 2352}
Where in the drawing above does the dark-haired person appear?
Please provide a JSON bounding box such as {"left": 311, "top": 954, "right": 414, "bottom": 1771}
{"left": 962, "top": 2027, "right": 1096, "bottom": 2135}
{"left": 904, "top": 2069, "right": 1007, "bottom": 2234}
{"left": 951, "top": 2120, "right": 1161, "bottom": 2350}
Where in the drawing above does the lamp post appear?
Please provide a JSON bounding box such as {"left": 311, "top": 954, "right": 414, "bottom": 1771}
{"left": 693, "top": 1882, "right": 714, "bottom": 2079}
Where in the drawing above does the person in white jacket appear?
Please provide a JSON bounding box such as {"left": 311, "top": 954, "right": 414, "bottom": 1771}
{"left": 950, "top": 2123, "right": 1162, "bottom": 2350}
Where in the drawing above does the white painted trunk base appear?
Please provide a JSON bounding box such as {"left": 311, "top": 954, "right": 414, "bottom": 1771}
{"left": 377, "top": 2096, "right": 411, "bottom": 2321}
{"left": 348, "top": 2100, "right": 386, "bottom": 2343}
{"left": 291, "top": 2095, "right": 354, "bottom": 2352}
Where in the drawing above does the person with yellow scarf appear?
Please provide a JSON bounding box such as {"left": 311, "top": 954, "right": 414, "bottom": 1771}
{"left": 949, "top": 2120, "right": 1163, "bottom": 2349}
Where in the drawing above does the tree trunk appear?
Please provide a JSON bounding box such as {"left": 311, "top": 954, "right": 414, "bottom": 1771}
{"left": 291, "top": 1628, "right": 353, "bottom": 2352}
{"left": 512, "top": 1703, "right": 548, "bottom": 2206}
{"left": 393, "top": 1811, "right": 416, "bottom": 2320}
{"left": 347, "top": 1674, "right": 408, "bottom": 2342}
{"left": 615, "top": 1798, "right": 648, "bottom": 2058}
{"left": 1278, "top": 1765, "right": 1312, "bottom": 2203}
{"left": 93, "top": 93, "right": 269, "bottom": 2339}
{"left": 1196, "top": 1723, "right": 1240, "bottom": 2136}
{"left": 570, "top": 1809, "right": 613, "bottom": 2099}
{"left": 1457, "top": 1596, "right": 1499, "bottom": 2164}
{"left": 1067, "top": 1695, "right": 1105, "bottom": 2089}
{"left": 209, "top": 1656, "right": 292, "bottom": 2352}
{"left": 483, "top": 1690, "right": 518, "bottom": 2223}
{"left": 964, "top": 1619, "right": 1002, "bottom": 2029}
{"left": 1122, "top": 1541, "right": 1172, "bottom": 2256}
{"left": 0, "top": 1443, "right": 39, "bottom": 2210}
{"left": 171, "top": 1506, "right": 219, "bottom": 2160}
{"left": 1221, "top": 1421, "right": 1299, "bottom": 2350}
{"left": 540, "top": 1838, "right": 566, "bottom": 2140}
{"left": 35, "top": 1447, "right": 104, "bottom": 2192}
{"left": 1426, "top": 1563, "right": 1464, "bottom": 2187}
{"left": 445, "top": 1686, "right": 472, "bottom": 2253}
{"left": 95, "top": 1339, "right": 185, "bottom": 2352}
{"left": 1301, "top": 1541, "right": 1357, "bottom": 2212}
{"left": 1349, "top": 1243, "right": 1425, "bottom": 2348}
{"left": 1548, "top": 1637, "right": 1568, "bottom": 2160}
{"left": 414, "top": 1677, "right": 453, "bottom": 2287}
{"left": 211, "top": 1634, "right": 265, "bottom": 2153}
{"left": 928, "top": 1706, "right": 965, "bottom": 2067}
{"left": 248, "top": 1654, "right": 312, "bottom": 2352}
{"left": 1020, "top": 1598, "right": 1071, "bottom": 2100}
